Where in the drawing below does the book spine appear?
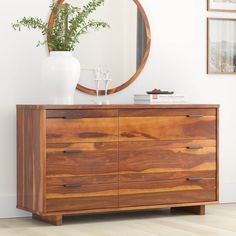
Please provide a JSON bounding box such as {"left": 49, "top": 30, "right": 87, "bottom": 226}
{"left": 134, "top": 99, "right": 187, "bottom": 104}
{"left": 134, "top": 95, "right": 185, "bottom": 101}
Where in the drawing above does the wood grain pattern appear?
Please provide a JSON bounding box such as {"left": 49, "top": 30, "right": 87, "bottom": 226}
{"left": 119, "top": 108, "right": 216, "bottom": 117}
{"left": 47, "top": 142, "right": 118, "bottom": 176}
{"left": 17, "top": 109, "right": 24, "bottom": 209}
{"left": 46, "top": 117, "right": 118, "bottom": 143}
{"left": 47, "top": 175, "right": 118, "bottom": 186}
{"left": 47, "top": 142, "right": 118, "bottom": 153}
{"left": 119, "top": 139, "right": 216, "bottom": 149}
{"left": 46, "top": 183, "right": 118, "bottom": 212}
{"left": 119, "top": 116, "right": 216, "bottom": 141}
{"left": 32, "top": 213, "right": 62, "bottom": 226}
{"left": 47, "top": 182, "right": 118, "bottom": 198}
{"left": 119, "top": 140, "right": 216, "bottom": 182}
{"left": 17, "top": 105, "right": 219, "bottom": 225}
{"left": 216, "top": 106, "right": 220, "bottom": 201}
{"left": 46, "top": 142, "right": 118, "bottom": 181}
{"left": 30, "top": 201, "right": 218, "bottom": 217}
{"left": 120, "top": 171, "right": 216, "bottom": 185}
{"left": 119, "top": 179, "right": 216, "bottom": 208}
{"left": 17, "top": 104, "right": 220, "bottom": 110}
{"left": 46, "top": 109, "right": 118, "bottom": 119}
{"left": 17, "top": 108, "right": 46, "bottom": 214}
{"left": 46, "top": 196, "right": 118, "bottom": 213}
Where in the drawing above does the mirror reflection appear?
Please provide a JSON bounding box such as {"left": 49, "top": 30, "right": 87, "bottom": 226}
{"left": 65, "top": 0, "right": 147, "bottom": 92}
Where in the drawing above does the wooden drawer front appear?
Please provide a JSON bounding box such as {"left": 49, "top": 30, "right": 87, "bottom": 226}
{"left": 46, "top": 109, "right": 118, "bottom": 119}
{"left": 46, "top": 142, "right": 118, "bottom": 183}
{"left": 119, "top": 179, "right": 216, "bottom": 208}
{"left": 119, "top": 114, "right": 216, "bottom": 141}
{"left": 119, "top": 108, "right": 216, "bottom": 117}
{"left": 46, "top": 180, "right": 118, "bottom": 212}
{"left": 46, "top": 110, "right": 118, "bottom": 143}
{"left": 119, "top": 140, "right": 216, "bottom": 183}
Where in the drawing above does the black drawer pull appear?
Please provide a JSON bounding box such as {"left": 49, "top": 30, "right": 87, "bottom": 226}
{"left": 64, "top": 150, "right": 81, "bottom": 154}
{"left": 63, "top": 116, "right": 82, "bottom": 120}
{"left": 63, "top": 184, "right": 81, "bottom": 188}
{"left": 187, "top": 114, "right": 204, "bottom": 118}
{"left": 186, "top": 178, "right": 205, "bottom": 181}
{"left": 187, "top": 146, "right": 204, "bottom": 150}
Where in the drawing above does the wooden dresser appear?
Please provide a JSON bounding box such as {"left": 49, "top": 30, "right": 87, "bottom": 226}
{"left": 17, "top": 104, "right": 219, "bottom": 225}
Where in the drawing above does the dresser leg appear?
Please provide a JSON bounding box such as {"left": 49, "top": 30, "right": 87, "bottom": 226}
{"left": 32, "top": 214, "right": 63, "bottom": 226}
{"left": 171, "top": 205, "right": 205, "bottom": 215}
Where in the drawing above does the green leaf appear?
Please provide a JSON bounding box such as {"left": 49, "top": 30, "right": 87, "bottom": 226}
{"left": 12, "top": 0, "right": 110, "bottom": 51}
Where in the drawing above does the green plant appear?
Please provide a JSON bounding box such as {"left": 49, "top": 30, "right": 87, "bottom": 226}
{"left": 12, "top": 0, "right": 110, "bottom": 51}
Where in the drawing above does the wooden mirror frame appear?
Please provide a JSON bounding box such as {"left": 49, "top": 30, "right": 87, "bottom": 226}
{"left": 48, "top": 0, "right": 151, "bottom": 95}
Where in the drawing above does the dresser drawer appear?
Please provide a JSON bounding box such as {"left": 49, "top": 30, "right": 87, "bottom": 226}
{"left": 119, "top": 108, "right": 216, "bottom": 117}
{"left": 119, "top": 111, "right": 216, "bottom": 141}
{"left": 119, "top": 140, "right": 216, "bottom": 183}
{"left": 46, "top": 110, "right": 118, "bottom": 143}
{"left": 119, "top": 178, "right": 216, "bottom": 208}
{"left": 47, "top": 109, "right": 118, "bottom": 119}
{"left": 46, "top": 180, "right": 118, "bottom": 212}
{"left": 46, "top": 142, "right": 118, "bottom": 182}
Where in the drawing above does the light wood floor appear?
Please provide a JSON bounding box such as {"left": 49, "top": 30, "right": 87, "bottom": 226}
{"left": 0, "top": 204, "right": 236, "bottom": 236}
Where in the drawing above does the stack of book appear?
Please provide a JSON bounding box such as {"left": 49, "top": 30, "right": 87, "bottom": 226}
{"left": 134, "top": 94, "right": 186, "bottom": 104}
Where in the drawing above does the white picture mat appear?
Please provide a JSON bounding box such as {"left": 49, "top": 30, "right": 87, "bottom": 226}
{"left": 209, "top": 0, "right": 236, "bottom": 10}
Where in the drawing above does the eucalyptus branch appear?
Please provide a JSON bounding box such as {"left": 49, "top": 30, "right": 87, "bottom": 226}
{"left": 67, "top": 0, "right": 106, "bottom": 42}
{"left": 76, "top": 20, "right": 110, "bottom": 38}
{"left": 12, "top": 17, "right": 47, "bottom": 33}
{"left": 12, "top": 0, "right": 110, "bottom": 51}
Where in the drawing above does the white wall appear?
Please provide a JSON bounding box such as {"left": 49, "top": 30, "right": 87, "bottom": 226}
{"left": 0, "top": 0, "right": 236, "bottom": 218}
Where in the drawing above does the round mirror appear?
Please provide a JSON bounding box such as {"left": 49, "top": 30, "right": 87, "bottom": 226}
{"left": 49, "top": 0, "right": 151, "bottom": 95}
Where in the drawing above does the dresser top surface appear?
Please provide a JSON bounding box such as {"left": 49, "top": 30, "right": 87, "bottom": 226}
{"left": 17, "top": 104, "right": 220, "bottom": 110}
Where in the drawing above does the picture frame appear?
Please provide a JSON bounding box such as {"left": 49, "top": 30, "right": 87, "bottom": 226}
{"left": 208, "top": 0, "right": 236, "bottom": 12}
{"left": 207, "top": 18, "right": 236, "bottom": 74}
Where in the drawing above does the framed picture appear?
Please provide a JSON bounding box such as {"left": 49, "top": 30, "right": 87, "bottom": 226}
{"left": 207, "top": 18, "right": 236, "bottom": 74}
{"left": 208, "top": 0, "right": 236, "bottom": 12}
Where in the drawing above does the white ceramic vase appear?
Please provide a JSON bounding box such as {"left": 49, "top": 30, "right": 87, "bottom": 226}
{"left": 41, "top": 51, "right": 80, "bottom": 104}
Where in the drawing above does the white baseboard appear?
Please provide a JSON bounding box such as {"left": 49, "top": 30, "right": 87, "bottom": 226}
{"left": 0, "top": 194, "right": 30, "bottom": 218}
{"left": 220, "top": 182, "right": 236, "bottom": 203}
